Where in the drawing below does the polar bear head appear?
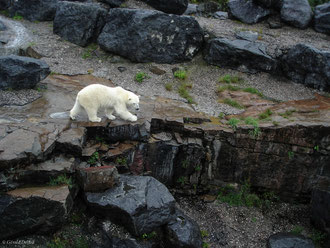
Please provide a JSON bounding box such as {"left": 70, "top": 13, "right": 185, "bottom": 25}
{"left": 126, "top": 92, "right": 140, "bottom": 111}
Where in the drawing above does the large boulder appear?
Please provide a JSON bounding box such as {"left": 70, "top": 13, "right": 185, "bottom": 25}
{"left": 311, "top": 187, "right": 330, "bottom": 234}
{"left": 267, "top": 233, "right": 315, "bottom": 248}
{"left": 0, "top": 185, "right": 75, "bottom": 239}
{"left": 99, "top": 0, "right": 125, "bottom": 8}
{"left": 85, "top": 175, "right": 176, "bottom": 236}
{"left": 253, "top": 0, "right": 283, "bottom": 10}
{"left": 9, "top": 0, "right": 58, "bottom": 21}
{"left": 280, "top": 0, "right": 312, "bottom": 29}
{"left": 53, "top": 1, "right": 107, "bottom": 47}
{"left": 0, "top": 55, "right": 50, "bottom": 90}
{"left": 203, "top": 38, "right": 277, "bottom": 73}
{"left": 97, "top": 8, "right": 204, "bottom": 64}
{"left": 314, "top": 3, "right": 330, "bottom": 35}
{"left": 141, "top": 0, "right": 188, "bottom": 15}
{"left": 0, "top": 0, "right": 11, "bottom": 10}
{"left": 280, "top": 44, "right": 330, "bottom": 91}
{"left": 228, "top": 0, "right": 270, "bottom": 24}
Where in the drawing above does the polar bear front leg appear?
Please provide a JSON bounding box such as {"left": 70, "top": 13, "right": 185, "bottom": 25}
{"left": 114, "top": 105, "right": 137, "bottom": 122}
{"left": 85, "top": 106, "right": 101, "bottom": 122}
{"left": 105, "top": 108, "right": 116, "bottom": 120}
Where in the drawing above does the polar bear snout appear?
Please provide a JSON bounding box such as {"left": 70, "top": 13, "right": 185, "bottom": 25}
{"left": 133, "top": 103, "right": 140, "bottom": 111}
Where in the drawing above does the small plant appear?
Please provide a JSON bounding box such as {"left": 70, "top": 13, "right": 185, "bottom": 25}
{"left": 135, "top": 72, "right": 149, "bottom": 83}
{"left": 314, "top": 145, "right": 319, "bottom": 152}
{"left": 202, "top": 242, "right": 210, "bottom": 248}
{"left": 228, "top": 118, "right": 240, "bottom": 130}
{"left": 217, "top": 85, "right": 240, "bottom": 93}
{"left": 223, "top": 98, "right": 244, "bottom": 109}
{"left": 115, "top": 157, "right": 127, "bottom": 166}
{"left": 291, "top": 225, "right": 304, "bottom": 235}
{"left": 218, "top": 112, "right": 225, "bottom": 119}
{"left": 259, "top": 108, "right": 273, "bottom": 120}
{"left": 95, "top": 135, "right": 105, "bottom": 144}
{"left": 49, "top": 174, "right": 73, "bottom": 188}
{"left": 74, "top": 237, "right": 89, "bottom": 248}
{"left": 309, "top": 229, "right": 327, "bottom": 247}
{"left": 82, "top": 43, "right": 98, "bottom": 59}
{"left": 245, "top": 116, "right": 260, "bottom": 138}
{"left": 182, "top": 159, "right": 189, "bottom": 169}
{"left": 243, "top": 87, "right": 263, "bottom": 97}
{"left": 219, "top": 74, "right": 243, "bottom": 84}
{"left": 165, "top": 83, "right": 173, "bottom": 91}
{"left": 178, "top": 83, "right": 194, "bottom": 104}
{"left": 280, "top": 109, "right": 296, "bottom": 118}
{"left": 50, "top": 71, "right": 59, "bottom": 76}
{"left": 177, "top": 176, "right": 187, "bottom": 186}
{"left": 28, "top": 42, "right": 36, "bottom": 47}
{"left": 174, "top": 70, "right": 187, "bottom": 80}
{"left": 47, "top": 237, "right": 68, "bottom": 248}
{"left": 251, "top": 217, "right": 257, "bottom": 223}
{"left": 88, "top": 151, "right": 99, "bottom": 165}
{"left": 13, "top": 13, "right": 23, "bottom": 21}
{"left": 201, "top": 230, "right": 209, "bottom": 238}
{"left": 195, "top": 165, "right": 201, "bottom": 171}
{"left": 288, "top": 151, "right": 294, "bottom": 160}
{"left": 141, "top": 231, "right": 157, "bottom": 240}
{"left": 0, "top": 10, "right": 9, "bottom": 17}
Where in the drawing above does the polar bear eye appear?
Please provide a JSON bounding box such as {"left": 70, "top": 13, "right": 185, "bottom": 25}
{"left": 128, "top": 98, "right": 132, "bottom": 101}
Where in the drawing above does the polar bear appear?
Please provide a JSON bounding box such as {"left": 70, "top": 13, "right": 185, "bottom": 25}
{"left": 70, "top": 84, "right": 139, "bottom": 122}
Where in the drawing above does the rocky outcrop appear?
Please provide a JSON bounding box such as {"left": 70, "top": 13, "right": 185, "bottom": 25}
{"left": 314, "top": 3, "right": 330, "bottom": 35}
{"left": 99, "top": 0, "right": 124, "bottom": 8}
{"left": 203, "top": 38, "right": 277, "bottom": 73}
{"left": 165, "top": 209, "right": 203, "bottom": 248}
{"left": 53, "top": 1, "right": 107, "bottom": 47}
{"left": 98, "top": 8, "right": 204, "bottom": 63}
{"left": 228, "top": 0, "right": 270, "bottom": 24}
{"left": 280, "top": 0, "right": 313, "bottom": 29}
{"left": 85, "top": 175, "right": 176, "bottom": 236}
{"left": 280, "top": 44, "right": 330, "bottom": 91}
{"left": 267, "top": 233, "right": 315, "bottom": 248}
{"left": 141, "top": 0, "right": 188, "bottom": 15}
{"left": 311, "top": 187, "right": 330, "bottom": 234}
{"left": 0, "top": 0, "right": 11, "bottom": 10}
{"left": 56, "top": 127, "right": 87, "bottom": 156}
{"left": 0, "top": 55, "right": 50, "bottom": 90}
{"left": 9, "top": 0, "right": 58, "bottom": 21}
{"left": 0, "top": 185, "right": 75, "bottom": 239}
{"left": 253, "top": 0, "right": 283, "bottom": 10}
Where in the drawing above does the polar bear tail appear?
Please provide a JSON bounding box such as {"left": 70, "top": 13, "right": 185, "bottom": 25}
{"left": 70, "top": 97, "right": 81, "bottom": 120}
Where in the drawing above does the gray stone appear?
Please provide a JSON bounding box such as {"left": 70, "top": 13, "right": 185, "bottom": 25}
{"left": 0, "top": 20, "right": 6, "bottom": 31}
{"left": 0, "top": 185, "right": 75, "bottom": 239}
{"left": 98, "top": 8, "right": 204, "bottom": 64}
{"left": 0, "top": 0, "right": 11, "bottom": 10}
{"left": 85, "top": 175, "right": 176, "bottom": 236}
{"left": 203, "top": 38, "right": 277, "bottom": 73}
{"left": 235, "top": 31, "right": 259, "bottom": 42}
{"left": 141, "top": 0, "right": 188, "bottom": 15}
{"left": 53, "top": 1, "right": 107, "bottom": 47}
{"left": 267, "top": 233, "right": 315, "bottom": 248}
{"left": 228, "top": 0, "right": 270, "bottom": 24}
{"left": 214, "top": 11, "right": 228, "bottom": 20}
{"left": 197, "top": 1, "right": 220, "bottom": 16}
{"left": 99, "top": 0, "right": 124, "bottom": 7}
{"left": 165, "top": 209, "right": 203, "bottom": 248}
{"left": 280, "top": 0, "right": 312, "bottom": 29}
{"left": 253, "top": 0, "right": 283, "bottom": 10}
{"left": 311, "top": 187, "right": 330, "bottom": 234}
{"left": 280, "top": 44, "right": 330, "bottom": 91}
{"left": 56, "top": 127, "right": 86, "bottom": 156}
{"left": 9, "top": 0, "right": 58, "bottom": 21}
{"left": 184, "top": 4, "right": 198, "bottom": 15}
{"left": 314, "top": 3, "right": 330, "bottom": 35}
{"left": 0, "top": 55, "right": 50, "bottom": 90}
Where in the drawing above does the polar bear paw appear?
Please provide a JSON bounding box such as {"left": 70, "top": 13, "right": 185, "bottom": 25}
{"left": 127, "top": 115, "right": 137, "bottom": 122}
{"left": 106, "top": 114, "right": 116, "bottom": 120}
{"left": 89, "top": 117, "right": 102, "bottom": 122}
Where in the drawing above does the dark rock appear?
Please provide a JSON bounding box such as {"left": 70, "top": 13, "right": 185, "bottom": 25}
{"left": 99, "top": 0, "right": 124, "bottom": 8}
{"left": 253, "top": 0, "right": 283, "bottom": 10}
{"left": 0, "top": 0, "right": 11, "bottom": 10}
{"left": 85, "top": 175, "right": 176, "bottom": 236}
{"left": 314, "top": 3, "right": 330, "bottom": 35}
{"left": 280, "top": 44, "right": 330, "bottom": 91}
{"left": 235, "top": 31, "right": 259, "bottom": 42}
{"left": 214, "top": 11, "right": 228, "bottom": 20}
{"left": 184, "top": 3, "right": 198, "bottom": 15}
{"left": 53, "top": 1, "right": 107, "bottom": 47}
{"left": 0, "top": 55, "right": 50, "bottom": 90}
{"left": 0, "top": 20, "right": 6, "bottom": 31}
{"left": 228, "top": 0, "right": 270, "bottom": 24}
{"left": 267, "top": 233, "right": 315, "bottom": 248}
{"left": 141, "top": 0, "right": 188, "bottom": 15}
{"left": 77, "top": 165, "right": 119, "bottom": 192}
{"left": 0, "top": 185, "right": 75, "bottom": 239}
{"left": 197, "top": 1, "right": 220, "bottom": 16}
{"left": 117, "top": 66, "right": 127, "bottom": 72}
{"left": 280, "top": 0, "right": 312, "bottom": 29}
{"left": 98, "top": 8, "right": 204, "bottom": 64}
{"left": 203, "top": 38, "right": 277, "bottom": 73}
{"left": 56, "top": 127, "right": 87, "bottom": 156}
{"left": 165, "top": 209, "right": 203, "bottom": 248}
{"left": 9, "top": 0, "right": 58, "bottom": 21}
{"left": 149, "top": 65, "right": 166, "bottom": 75}
{"left": 311, "top": 187, "right": 330, "bottom": 234}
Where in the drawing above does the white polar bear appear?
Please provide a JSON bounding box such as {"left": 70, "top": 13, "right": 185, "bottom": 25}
{"left": 70, "top": 84, "right": 140, "bottom": 122}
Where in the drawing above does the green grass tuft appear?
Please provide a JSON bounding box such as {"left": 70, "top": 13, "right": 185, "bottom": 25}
{"left": 223, "top": 98, "right": 244, "bottom": 109}
{"left": 243, "top": 87, "right": 263, "bottom": 97}
{"left": 174, "top": 70, "right": 187, "bottom": 80}
{"left": 259, "top": 108, "right": 273, "bottom": 120}
{"left": 135, "top": 72, "right": 149, "bottom": 83}
{"left": 228, "top": 118, "right": 240, "bottom": 130}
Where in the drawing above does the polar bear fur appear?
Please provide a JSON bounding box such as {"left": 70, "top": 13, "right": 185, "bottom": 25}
{"left": 70, "top": 84, "right": 140, "bottom": 122}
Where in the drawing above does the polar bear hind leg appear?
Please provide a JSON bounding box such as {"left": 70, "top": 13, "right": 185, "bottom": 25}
{"left": 84, "top": 106, "right": 101, "bottom": 122}
{"left": 70, "top": 98, "right": 82, "bottom": 120}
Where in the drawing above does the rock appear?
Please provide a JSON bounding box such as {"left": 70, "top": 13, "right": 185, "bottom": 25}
{"left": 311, "top": 187, "right": 330, "bottom": 234}
{"left": 9, "top": 0, "right": 58, "bottom": 21}
{"left": 0, "top": 0, "right": 11, "bottom": 10}
{"left": 203, "top": 38, "right": 276, "bottom": 73}
{"left": 197, "top": 1, "right": 220, "bottom": 17}
{"left": 141, "top": 0, "right": 188, "bottom": 15}
{"left": 102, "top": 122, "right": 149, "bottom": 142}
{"left": 214, "top": 11, "right": 228, "bottom": 20}
{"left": 98, "top": 8, "right": 204, "bottom": 64}
{"left": 253, "top": 0, "right": 283, "bottom": 10}
{"left": 149, "top": 65, "right": 166, "bottom": 75}
{"left": 53, "top": 1, "right": 107, "bottom": 47}
{"left": 235, "top": 31, "right": 259, "bottom": 42}
{"left": 314, "top": 3, "right": 330, "bottom": 35}
{"left": 280, "top": 44, "right": 330, "bottom": 91}
{"left": 85, "top": 175, "right": 176, "bottom": 236}
{"left": 0, "top": 55, "right": 50, "bottom": 90}
{"left": 0, "top": 20, "right": 6, "bottom": 31}
{"left": 267, "top": 233, "right": 315, "bottom": 248}
{"left": 228, "top": 0, "right": 270, "bottom": 24}
{"left": 164, "top": 209, "right": 203, "bottom": 248}
{"left": 77, "top": 165, "right": 119, "bottom": 192}
{"left": 280, "top": 0, "right": 312, "bottom": 29}
{"left": 56, "top": 127, "right": 87, "bottom": 156}
{"left": 0, "top": 185, "right": 75, "bottom": 239}
{"left": 99, "top": 0, "right": 124, "bottom": 8}
{"left": 184, "top": 3, "right": 198, "bottom": 15}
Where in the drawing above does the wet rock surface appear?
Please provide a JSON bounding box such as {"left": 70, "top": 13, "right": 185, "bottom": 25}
{"left": 85, "top": 175, "right": 176, "bottom": 236}
{"left": 267, "top": 232, "right": 315, "bottom": 248}
{"left": 141, "top": 0, "right": 188, "bottom": 15}
{"left": 311, "top": 187, "right": 330, "bottom": 234}
{"left": 280, "top": 0, "right": 313, "bottom": 29}
{"left": 314, "top": 3, "right": 330, "bottom": 35}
